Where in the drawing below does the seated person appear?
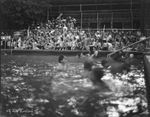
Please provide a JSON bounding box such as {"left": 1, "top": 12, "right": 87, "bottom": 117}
{"left": 102, "top": 40, "right": 108, "bottom": 50}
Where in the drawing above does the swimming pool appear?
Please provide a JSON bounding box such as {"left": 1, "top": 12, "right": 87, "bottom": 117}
{"left": 1, "top": 55, "right": 148, "bottom": 117}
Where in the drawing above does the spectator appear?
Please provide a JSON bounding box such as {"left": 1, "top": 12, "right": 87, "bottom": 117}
{"left": 6, "top": 15, "right": 147, "bottom": 52}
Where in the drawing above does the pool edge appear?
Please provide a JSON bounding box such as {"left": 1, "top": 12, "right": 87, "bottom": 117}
{"left": 143, "top": 54, "right": 150, "bottom": 115}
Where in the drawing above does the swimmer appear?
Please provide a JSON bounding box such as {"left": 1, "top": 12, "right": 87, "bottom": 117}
{"left": 125, "top": 53, "right": 140, "bottom": 66}
{"left": 124, "top": 53, "right": 130, "bottom": 60}
{"left": 111, "top": 50, "right": 125, "bottom": 63}
{"left": 129, "top": 53, "right": 134, "bottom": 58}
{"left": 76, "top": 52, "right": 86, "bottom": 58}
{"left": 88, "top": 46, "right": 99, "bottom": 58}
{"left": 83, "top": 60, "right": 105, "bottom": 83}
{"left": 91, "top": 47, "right": 99, "bottom": 58}
{"left": 58, "top": 55, "right": 67, "bottom": 65}
{"left": 83, "top": 47, "right": 99, "bottom": 64}
{"left": 101, "top": 59, "right": 110, "bottom": 69}
{"left": 110, "top": 62, "right": 130, "bottom": 75}
{"left": 57, "top": 55, "right": 68, "bottom": 70}
{"left": 101, "top": 53, "right": 130, "bottom": 75}
{"left": 91, "top": 67, "right": 104, "bottom": 84}
{"left": 83, "top": 61, "right": 110, "bottom": 91}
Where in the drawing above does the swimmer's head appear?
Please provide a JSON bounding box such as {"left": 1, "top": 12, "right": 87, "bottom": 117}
{"left": 130, "top": 54, "right": 134, "bottom": 58}
{"left": 76, "top": 53, "right": 80, "bottom": 58}
{"left": 58, "top": 55, "right": 67, "bottom": 64}
{"left": 125, "top": 53, "right": 129, "bottom": 58}
{"left": 76, "top": 53, "right": 82, "bottom": 58}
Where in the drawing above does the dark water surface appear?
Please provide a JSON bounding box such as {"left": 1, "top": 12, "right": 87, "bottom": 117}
{"left": 1, "top": 55, "right": 148, "bottom": 117}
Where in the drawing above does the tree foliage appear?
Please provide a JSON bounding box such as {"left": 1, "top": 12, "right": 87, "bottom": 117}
{"left": 1, "top": 0, "right": 52, "bottom": 30}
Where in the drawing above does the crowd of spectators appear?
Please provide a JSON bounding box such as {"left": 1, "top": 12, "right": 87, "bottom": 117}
{"left": 1, "top": 15, "right": 149, "bottom": 52}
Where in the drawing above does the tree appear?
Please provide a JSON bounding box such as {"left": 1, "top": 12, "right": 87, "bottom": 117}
{"left": 1, "top": 0, "right": 52, "bottom": 30}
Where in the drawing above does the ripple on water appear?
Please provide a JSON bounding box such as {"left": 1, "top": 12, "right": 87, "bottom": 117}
{"left": 1, "top": 57, "right": 148, "bottom": 117}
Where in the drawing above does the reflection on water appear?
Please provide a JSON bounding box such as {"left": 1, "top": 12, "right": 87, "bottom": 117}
{"left": 1, "top": 56, "right": 148, "bottom": 117}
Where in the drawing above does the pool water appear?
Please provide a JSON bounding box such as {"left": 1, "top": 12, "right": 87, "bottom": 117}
{"left": 1, "top": 55, "right": 148, "bottom": 117}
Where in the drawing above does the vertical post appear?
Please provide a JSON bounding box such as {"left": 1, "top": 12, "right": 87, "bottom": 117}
{"left": 59, "top": 6, "right": 60, "bottom": 14}
{"left": 97, "top": 12, "right": 99, "bottom": 30}
{"left": 96, "top": 3, "right": 98, "bottom": 31}
{"left": 130, "top": 0, "right": 133, "bottom": 29}
{"left": 122, "top": 21, "right": 124, "bottom": 29}
{"left": 140, "top": 0, "right": 145, "bottom": 34}
{"left": 81, "top": 12, "right": 82, "bottom": 30}
{"left": 80, "top": 4, "right": 82, "bottom": 30}
{"left": 99, "top": 13, "right": 101, "bottom": 29}
{"left": 47, "top": 8, "right": 49, "bottom": 21}
{"left": 111, "top": 0, "right": 113, "bottom": 29}
{"left": 111, "top": 12, "right": 113, "bottom": 29}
